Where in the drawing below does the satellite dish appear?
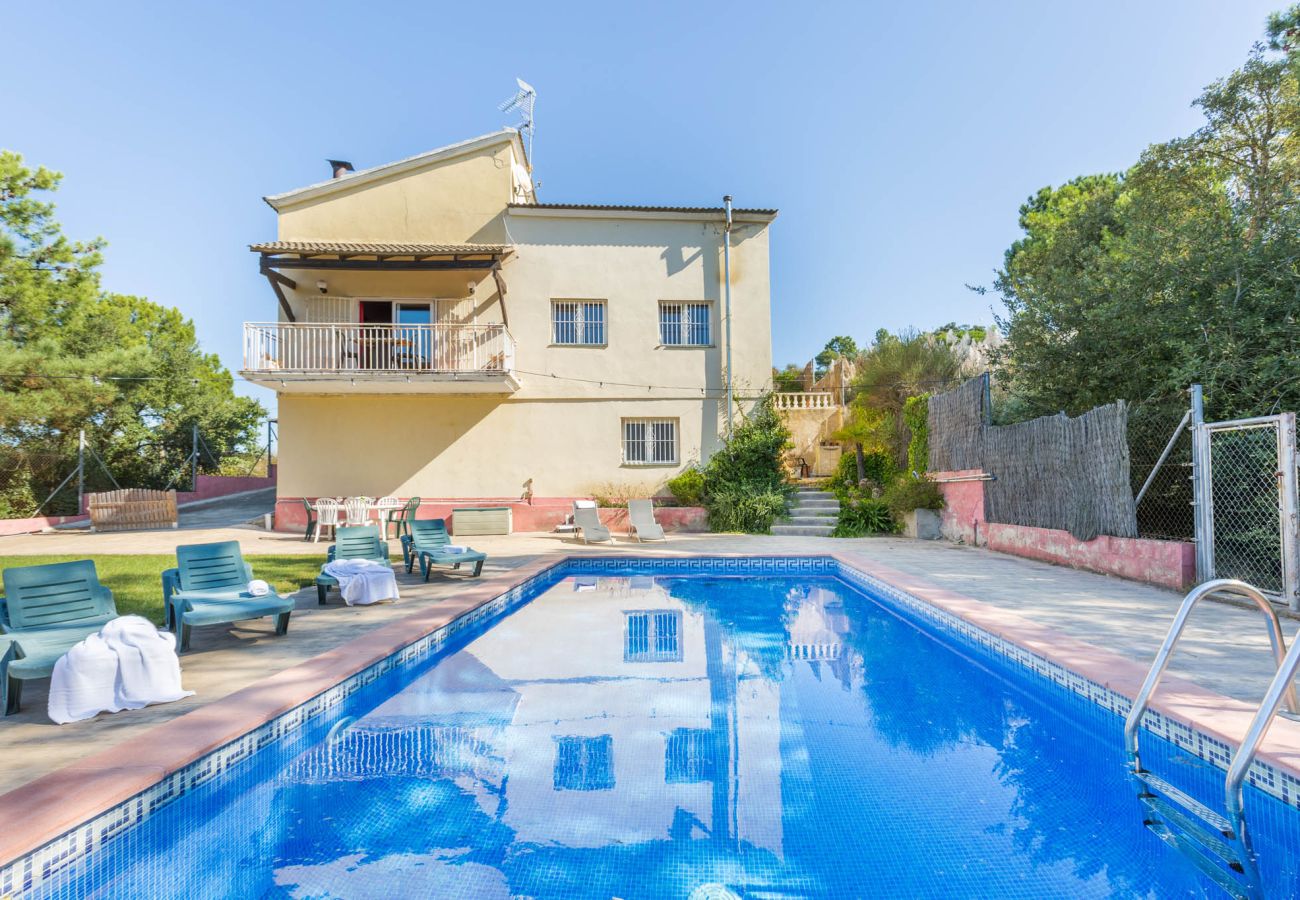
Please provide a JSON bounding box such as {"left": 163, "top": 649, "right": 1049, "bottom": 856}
{"left": 498, "top": 77, "right": 537, "bottom": 170}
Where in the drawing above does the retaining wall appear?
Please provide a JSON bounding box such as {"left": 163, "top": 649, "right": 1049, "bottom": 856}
{"left": 931, "top": 469, "right": 1195, "bottom": 591}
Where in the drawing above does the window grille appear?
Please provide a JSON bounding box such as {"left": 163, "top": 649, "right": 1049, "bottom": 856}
{"left": 665, "top": 728, "right": 716, "bottom": 783}
{"left": 624, "top": 610, "right": 683, "bottom": 662}
{"left": 659, "top": 302, "right": 710, "bottom": 346}
{"left": 553, "top": 735, "right": 615, "bottom": 791}
{"left": 552, "top": 300, "right": 606, "bottom": 345}
{"left": 622, "top": 419, "right": 678, "bottom": 466}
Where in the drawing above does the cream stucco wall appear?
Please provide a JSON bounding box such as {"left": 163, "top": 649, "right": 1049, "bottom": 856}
{"left": 275, "top": 141, "right": 519, "bottom": 245}
{"left": 261, "top": 133, "right": 774, "bottom": 499}
{"left": 277, "top": 394, "right": 726, "bottom": 498}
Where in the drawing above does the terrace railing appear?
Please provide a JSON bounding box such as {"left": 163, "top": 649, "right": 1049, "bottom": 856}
{"left": 242, "top": 322, "right": 516, "bottom": 376}
{"left": 773, "top": 392, "right": 836, "bottom": 410}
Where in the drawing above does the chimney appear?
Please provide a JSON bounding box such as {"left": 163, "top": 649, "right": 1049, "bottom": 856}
{"left": 327, "top": 159, "right": 355, "bottom": 179}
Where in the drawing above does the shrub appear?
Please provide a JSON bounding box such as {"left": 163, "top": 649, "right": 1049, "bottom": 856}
{"left": 666, "top": 467, "right": 706, "bottom": 506}
{"left": 883, "top": 475, "right": 944, "bottom": 518}
{"left": 832, "top": 495, "right": 897, "bottom": 537}
{"left": 903, "top": 394, "right": 930, "bottom": 475}
{"left": 834, "top": 448, "right": 896, "bottom": 492}
{"left": 705, "top": 489, "right": 787, "bottom": 533}
{"left": 589, "top": 482, "right": 649, "bottom": 507}
{"left": 702, "top": 396, "right": 792, "bottom": 533}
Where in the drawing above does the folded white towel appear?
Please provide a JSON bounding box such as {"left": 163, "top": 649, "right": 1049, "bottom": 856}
{"left": 247, "top": 579, "right": 271, "bottom": 597}
{"left": 100, "top": 616, "right": 193, "bottom": 710}
{"left": 323, "top": 559, "right": 399, "bottom": 606}
{"left": 47, "top": 634, "right": 119, "bottom": 724}
{"left": 48, "top": 616, "right": 194, "bottom": 724}
{"left": 443, "top": 545, "right": 469, "bottom": 554}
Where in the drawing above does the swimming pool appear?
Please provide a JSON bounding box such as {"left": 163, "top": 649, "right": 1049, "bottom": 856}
{"left": 15, "top": 558, "right": 1300, "bottom": 898}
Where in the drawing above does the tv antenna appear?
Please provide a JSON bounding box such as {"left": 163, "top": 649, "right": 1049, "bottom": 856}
{"left": 499, "top": 77, "right": 536, "bottom": 171}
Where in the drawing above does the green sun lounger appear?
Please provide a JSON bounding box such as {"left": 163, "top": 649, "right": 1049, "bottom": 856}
{"left": 573, "top": 504, "right": 612, "bottom": 544}
{"left": 401, "top": 518, "right": 487, "bottom": 580}
{"left": 163, "top": 542, "right": 294, "bottom": 652}
{"left": 1, "top": 560, "right": 118, "bottom": 715}
{"left": 316, "top": 525, "right": 392, "bottom": 605}
{"left": 628, "top": 499, "right": 667, "bottom": 542}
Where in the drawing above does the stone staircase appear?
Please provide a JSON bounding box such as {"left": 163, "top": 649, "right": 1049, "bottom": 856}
{"left": 771, "top": 487, "right": 839, "bottom": 537}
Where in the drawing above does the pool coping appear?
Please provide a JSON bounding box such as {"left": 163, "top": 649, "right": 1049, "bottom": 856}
{"left": 3, "top": 550, "right": 1300, "bottom": 890}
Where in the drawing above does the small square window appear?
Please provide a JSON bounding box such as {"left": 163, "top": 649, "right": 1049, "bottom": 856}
{"left": 659, "top": 302, "right": 710, "bottom": 346}
{"left": 624, "top": 609, "right": 683, "bottom": 662}
{"left": 552, "top": 301, "right": 606, "bottom": 345}
{"left": 553, "top": 735, "right": 615, "bottom": 790}
{"left": 622, "top": 418, "right": 678, "bottom": 466}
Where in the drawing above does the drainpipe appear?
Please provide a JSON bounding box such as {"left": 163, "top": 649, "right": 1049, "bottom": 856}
{"left": 723, "top": 196, "right": 734, "bottom": 442}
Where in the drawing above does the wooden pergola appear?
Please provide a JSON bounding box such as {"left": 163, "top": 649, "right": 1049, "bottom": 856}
{"left": 249, "top": 240, "right": 515, "bottom": 325}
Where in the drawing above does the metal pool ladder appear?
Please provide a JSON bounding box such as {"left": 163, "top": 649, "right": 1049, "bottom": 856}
{"left": 1125, "top": 579, "right": 1300, "bottom": 900}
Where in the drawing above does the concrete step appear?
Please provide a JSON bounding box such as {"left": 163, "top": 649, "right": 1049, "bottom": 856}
{"left": 793, "top": 490, "right": 836, "bottom": 501}
{"left": 784, "top": 515, "right": 838, "bottom": 526}
{"left": 771, "top": 524, "right": 836, "bottom": 537}
{"left": 791, "top": 501, "right": 839, "bottom": 512}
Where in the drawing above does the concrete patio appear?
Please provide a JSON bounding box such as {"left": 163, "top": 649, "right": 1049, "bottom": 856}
{"left": 0, "top": 526, "right": 1292, "bottom": 797}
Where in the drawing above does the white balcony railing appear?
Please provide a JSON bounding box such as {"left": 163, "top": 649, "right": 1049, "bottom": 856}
{"left": 773, "top": 391, "right": 836, "bottom": 410}
{"left": 242, "top": 322, "right": 516, "bottom": 376}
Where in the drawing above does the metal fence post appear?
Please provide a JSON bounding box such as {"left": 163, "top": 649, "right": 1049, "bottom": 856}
{"left": 1190, "top": 384, "right": 1214, "bottom": 583}
{"left": 1279, "top": 411, "right": 1299, "bottom": 610}
{"left": 76, "top": 429, "right": 86, "bottom": 517}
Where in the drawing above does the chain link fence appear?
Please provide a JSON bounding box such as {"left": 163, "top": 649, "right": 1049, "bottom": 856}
{"left": 1128, "top": 409, "right": 1195, "bottom": 541}
{"left": 0, "top": 425, "right": 275, "bottom": 520}
{"left": 1206, "top": 424, "right": 1286, "bottom": 594}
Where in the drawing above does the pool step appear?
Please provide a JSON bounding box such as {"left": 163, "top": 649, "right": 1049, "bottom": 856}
{"left": 771, "top": 489, "right": 840, "bottom": 537}
{"left": 1136, "top": 772, "right": 1252, "bottom": 899}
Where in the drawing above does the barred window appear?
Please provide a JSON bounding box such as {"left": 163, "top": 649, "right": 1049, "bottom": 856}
{"left": 553, "top": 735, "right": 615, "bottom": 791}
{"left": 665, "top": 728, "right": 716, "bottom": 783}
{"left": 622, "top": 418, "right": 678, "bottom": 466}
{"left": 552, "top": 300, "right": 606, "bottom": 345}
{"left": 659, "top": 302, "right": 710, "bottom": 346}
{"left": 625, "top": 610, "right": 683, "bottom": 662}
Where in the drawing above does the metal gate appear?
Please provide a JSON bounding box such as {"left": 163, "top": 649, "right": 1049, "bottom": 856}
{"left": 1193, "top": 411, "right": 1299, "bottom": 607}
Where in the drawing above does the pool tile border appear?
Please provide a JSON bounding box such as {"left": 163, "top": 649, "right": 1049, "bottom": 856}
{"left": 4, "top": 551, "right": 1300, "bottom": 897}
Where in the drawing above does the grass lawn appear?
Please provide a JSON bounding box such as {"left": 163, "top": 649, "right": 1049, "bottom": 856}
{"left": 0, "top": 554, "right": 398, "bottom": 623}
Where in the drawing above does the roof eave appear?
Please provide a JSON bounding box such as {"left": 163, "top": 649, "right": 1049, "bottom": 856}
{"left": 506, "top": 203, "right": 777, "bottom": 223}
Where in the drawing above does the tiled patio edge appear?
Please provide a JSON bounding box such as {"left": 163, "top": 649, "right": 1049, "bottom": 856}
{"left": 4, "top": 551, "right": 1300, "bottom": 895}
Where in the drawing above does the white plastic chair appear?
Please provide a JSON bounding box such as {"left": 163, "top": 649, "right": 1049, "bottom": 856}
{"left": 343, "top": 497, "right": 373, "bottom": 529}
{"left": 314, "top": 499, "right": 341, "bottom": 543}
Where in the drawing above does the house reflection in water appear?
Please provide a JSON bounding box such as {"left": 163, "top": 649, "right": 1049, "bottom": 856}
{"left": 273, "top": 575, "right": 870, "bottom": 893}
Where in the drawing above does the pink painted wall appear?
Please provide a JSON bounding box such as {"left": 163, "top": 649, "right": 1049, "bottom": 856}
{"left": 931, "top": 468, "right": 1195, "bottom": 591}
{"left": 985, "top": 522, "right": 1196, "bottom": 591}
{"left": 273, "top": 497, "right": 708, "bottom": 535}
{"left": 0, "top": 513, "right": 90, "bottom": 536}
{"left": 175, "top": 470, "right": 277, "bottom": 507}
{"left": 931, "top": 469, "right": 985, "bottom": 545}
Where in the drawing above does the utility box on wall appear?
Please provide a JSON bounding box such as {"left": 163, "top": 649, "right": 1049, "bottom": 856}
{"left": 451, "top": 506, "right": 513, "bottom": 536}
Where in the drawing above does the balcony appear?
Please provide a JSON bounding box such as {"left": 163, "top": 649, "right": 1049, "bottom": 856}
{"left": 241, "top": 322, "right": 519, "bottom": 393}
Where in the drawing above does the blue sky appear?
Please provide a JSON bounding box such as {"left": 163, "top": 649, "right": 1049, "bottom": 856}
{"left": 1, "top": 1, "right": 1281, "bottom": 411}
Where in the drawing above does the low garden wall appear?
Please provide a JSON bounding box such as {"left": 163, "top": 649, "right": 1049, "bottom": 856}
{"left": 931, "top": 469, "right": 1195, "bottom": 591}
{"left": 273, "top": 497, "right": 708, "bottom": 535}
{"left": 0, "top": 471, "right": 277, "bottom": 535}
{"left": 174, "top": 471, "right": 277, "bottom": 507}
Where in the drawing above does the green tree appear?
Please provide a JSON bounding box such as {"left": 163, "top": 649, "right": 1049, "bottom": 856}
{"left": 849, "top": 328, "right": 961, "bottom": 465}
{"left": 814, "top": 335, "right": 858, "bottom": 376}
{"left": 0, "top": 152, "right": 264, "bottom": 512}
{"left": 988, "top": 26, "right": 1300, "bottom": 429}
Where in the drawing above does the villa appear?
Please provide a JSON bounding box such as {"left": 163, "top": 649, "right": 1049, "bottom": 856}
{"left": 239, "top": 129, "right": 777, "bottom": 530}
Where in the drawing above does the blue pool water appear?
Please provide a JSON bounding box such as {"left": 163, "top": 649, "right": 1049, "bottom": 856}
{"left": 30, "top": 563, "right": 1300, "bottom": 898}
